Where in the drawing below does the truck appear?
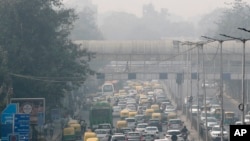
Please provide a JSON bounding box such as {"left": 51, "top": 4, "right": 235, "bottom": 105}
{"left": 89, "top": 102, "right": 113, "bottom": 130}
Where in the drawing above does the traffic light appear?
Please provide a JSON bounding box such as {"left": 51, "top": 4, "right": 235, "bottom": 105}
{"left": 128, "top": 73, "right": 136, "bottom": 80}
{"left": 159, "top": 73, "right": 168, "bottom": 79}
{"left": 96, "top": 73, "right": 105, "bottom": 79}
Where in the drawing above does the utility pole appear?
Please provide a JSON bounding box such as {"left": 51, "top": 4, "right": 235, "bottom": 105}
{"left": 200, "top": 43, "right": 208, "bottom": 141}
{"left": 220, "top": 33, "right": 250, "bottom": 125}
{"left": 196, "top": 44, "right": 200, "bottom": 141}
{"left": 201, "top": 36, "right": 228, "bottom": 141}
{"left": 189, "top": 44, "right": 193, "bottom": 128}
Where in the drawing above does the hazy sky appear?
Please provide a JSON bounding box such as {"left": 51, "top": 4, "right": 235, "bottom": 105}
{"left": 91, "top": 0, "right": 238, "bottom": 18}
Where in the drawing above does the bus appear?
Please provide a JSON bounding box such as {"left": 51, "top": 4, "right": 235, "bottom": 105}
{"left": 89, "top": 102, "right": 113, "bottom": 129}
{"left": 102, "top": 82, "right": 115, "bottom": 97}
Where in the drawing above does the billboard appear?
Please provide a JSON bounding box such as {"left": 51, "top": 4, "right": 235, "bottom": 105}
{"left": 10, "top": 98, "right": 45, "bottom": 125}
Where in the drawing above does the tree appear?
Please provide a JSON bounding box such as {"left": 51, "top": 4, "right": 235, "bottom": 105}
{"left": 0, "top": 0, "right": 94, "bottom": 109}
{"left": 70, "top": 7, "right": 103, "bottom": 40}
{"left": 215, "top": 0, "right": 250, "bottom": 37}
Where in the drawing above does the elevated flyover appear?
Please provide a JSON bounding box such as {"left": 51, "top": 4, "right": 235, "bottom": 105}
{"left": 75, "top": 40, "right": 250, "bottom": 80}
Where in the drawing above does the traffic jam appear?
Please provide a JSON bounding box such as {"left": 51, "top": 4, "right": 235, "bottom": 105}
{"left": 62, "top": 80, "right": 190, "bottom": 141}
{"left": 63, "top": 79, "right": 246, "bottom": 141}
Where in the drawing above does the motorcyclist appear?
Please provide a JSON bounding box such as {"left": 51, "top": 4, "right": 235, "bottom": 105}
{"left": 181, "top": 126, "right": 188, "bottom": 140}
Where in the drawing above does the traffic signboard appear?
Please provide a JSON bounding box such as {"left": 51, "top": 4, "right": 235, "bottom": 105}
{"left": 1, "top": 104, "right": 17, "bottom": 141}
{"left": 14, "top": 114, "right": 30, "bottom": 141}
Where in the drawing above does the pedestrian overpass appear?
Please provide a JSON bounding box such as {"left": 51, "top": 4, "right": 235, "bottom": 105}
{"left": 75, "top": 40, "right": 250, "bottom": 80}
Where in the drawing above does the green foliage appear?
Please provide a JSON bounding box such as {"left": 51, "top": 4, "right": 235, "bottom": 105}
{"left": 0, "top": 0, "right": 94, "bottom": 108}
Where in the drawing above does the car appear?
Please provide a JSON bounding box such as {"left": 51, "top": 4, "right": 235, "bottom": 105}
{"left": 190, "top": 105, "right": 199, "bottom": 116}
{"left": 120, "top": 127, "right": 133, "bottom": 134}
{"left": 125, "top": 118, "right": 137, "bottom": 129}
{"left": 98, "top": 123, "right": 113, "bottom": 134}
{"left": 125, "top": 132, "right": 142, "bottom": 141}
{"left": 95, "top": 129, "right": 111, "bottom": 141}
{"left": 208, "top": 125, "right": 229, "bottom": 141}
{"left": 167, "top": 119, "right": 183, "bottom": 130}
{"left": 200, "top": 111, "right": 213, "bottom": 122}
{"left": 144, "top": 126, "right": 159, "bottom": 138}
{"left": 148, "top": 119, "right": 162, "bottom": 132}
{"left": 201, "top": 117, "right": 219, "bottom": 130}
{"left": 142, "top": 133, "right": 157, "bottom": 141}
{"left": 110, "top": 134, "right": 126, "bottom": 141}
{"left": 135, "top": 114, "right": 146, "bottom": 123}
{"left": 135, "top": 123, "right": 148, "bottom": 133}
{"left": 164, "top": 105, "right": 176, "bottom": 114}
{"left": 113, "top": 106, "right": 121, "bottom": 117}
{"left": 164, "top": 129, "right": 184, "bottom": 141}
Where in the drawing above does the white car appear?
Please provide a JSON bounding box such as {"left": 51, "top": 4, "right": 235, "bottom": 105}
{"left": 95, "top": 129, "right": 111, "bottom": 141}
{"left": 135, "top": 123, "right": 148, "bottom": 133}
{"left": 209, "top": 125, "right": 229, "bottom": 141}
{"left": 144, "top": 126, "right": 159, "bottom": 138}
{"left": 165, "top": 129, "right": 184, "bottom": 141}
{"left": 112, "top": 106, "right": 121, "bottom": 117}
{"left": 164, "top": 106, "right": 176, "bottom": 114}
{"left": 202, "top": 117, "right": 219, "bottom": 130}
{"left": 200, "top": 111, "right": 213, "bottom": 122}
{"left": 190, "top": 105, "right": 199, "bottom": 115}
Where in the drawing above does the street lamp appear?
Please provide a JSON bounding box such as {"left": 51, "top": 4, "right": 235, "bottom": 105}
{"left": 201, "top": 36, "right": 231, "bottom": 141}
{"left": 220, "top": 33, "right": 250, "bottom": 125}
{"left": 238, "top": 27, "right": 250, "bottom": 33}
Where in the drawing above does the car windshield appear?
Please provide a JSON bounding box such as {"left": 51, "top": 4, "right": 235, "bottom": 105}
{"left": 95, "top": 130, "right": 108, "bottom": 134}
{"left": 128, "top": 133, "right": 140, "bottom": 136}
{"left": 113, "top": 136, "right": 125, "bottom": 140}
{"left": 146, "top": 127, "right": 157, "bottom": 131}
{"left": 137, "top": 124, "right": 147, "bottom": 128}
{"left": 126, "top": 119, "right": 136, "bottom": 122}
{"left": 167, "top": 131, "right": 180, "bottom": 135}
{"left": 169, "top": 120, "right": 181, "bottom": 124}
{"left": 213, "top": 127, "right": 226, "bottom": 131}
{"left": 206, "top": 118, "right": 217, "bottom": 122}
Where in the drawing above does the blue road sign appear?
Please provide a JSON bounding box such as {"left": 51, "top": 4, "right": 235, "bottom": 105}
{"left": 2, "top": 103, "right": 17, "bottom": 113}
{"left": 14, "top": 114, "right": 30, "bottom": 141}
{"left": 1, "top": 104, "right": 17, "bottom": 141}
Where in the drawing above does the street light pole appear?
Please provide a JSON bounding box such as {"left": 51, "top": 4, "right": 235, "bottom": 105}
{"left": 220, "top": 33, "right": 250, "bottom": 124}
{"left": 201, "top": 36, "right": 226, "bottom": 141}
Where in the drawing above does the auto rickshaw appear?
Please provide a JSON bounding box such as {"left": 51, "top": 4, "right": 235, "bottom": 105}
{"left": 129, "top": 111, "right": 137, "bottom": 118}
{"left": 145, "top": 109, "right": 154, "bottom": 120}
{"left": 116, "top": 120, "right": 128, "bottom": 133}
{"left": 86, "top": 137, "right": 99, "bottom": 141}
{"left": 83, "top": 132, "right": 97, "bottom": 141}
{"left": 63, "top": 127, "right": 76, "bottom": 141}
{"left": 224, "top": 111, "right": 235, "bottom": 125}
{"left": 167, "top": 112, "right": 177, "bottom": 120}
{"left": 68, "top": 119, "right": 79, "bottom": 126}
{"left": 151, "top": 104, "right": 160, "bottom": 113}
{"left": 69, "top": 123, "right": 81, "bottom": 139}
{"left": 152, "top": 113, "right": 161, "bottom": 120}
{"left": 120, "top": 109, "right": 129, "bottom": 120}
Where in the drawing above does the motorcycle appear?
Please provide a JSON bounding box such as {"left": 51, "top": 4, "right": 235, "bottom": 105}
{"left": 182, "top": 132, "right": 188, "bottom": 141}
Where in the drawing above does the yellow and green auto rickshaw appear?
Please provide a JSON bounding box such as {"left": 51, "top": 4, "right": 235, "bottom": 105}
{"left": 83, "top": 132, "right": 97, "bottom": 141}
{"left": 145, "top": 109, "right": 154, "bottom": 120}
{"left": 69, "top": 123, "right": 81, "bottom": 139}
{"left": 116, "top": 120, "right": 128, "bottom": 133}
{"left": 224, "top": 111, "right": 235, "bottom": 125}
{"left": 151, "top": 104, "right": 160, "bottom": 113}
{"left": 120, "top": 109, "right": 129, "bottom": 120}
{"left": 86, "top": 137, "right": 99, "bottom": 141}
{"left": 167, "top": 112, "right": 177, "bottom": 121}
{"left": 129, "top": 111, "right": 137, "bottom": 118}
{"left": 63, "top": 127, "right": 76, "bottom": 141}
{"left": 152, "top": 113, "right": 161, "bottom": 120}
